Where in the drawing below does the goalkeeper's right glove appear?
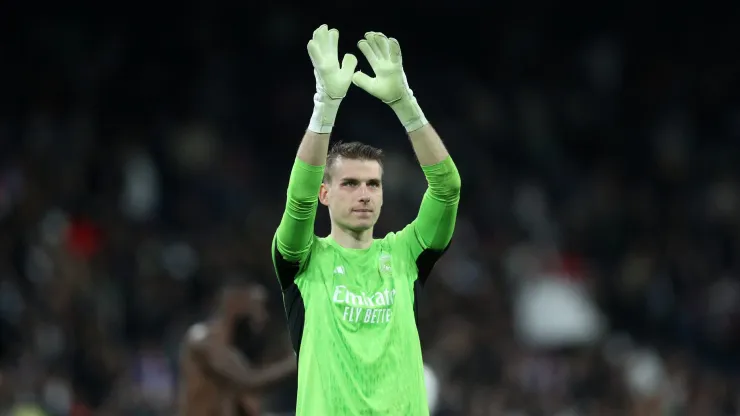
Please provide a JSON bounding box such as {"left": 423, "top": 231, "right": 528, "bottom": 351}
{"left": 306, "top": 24, "right": 358, "bottom": 134}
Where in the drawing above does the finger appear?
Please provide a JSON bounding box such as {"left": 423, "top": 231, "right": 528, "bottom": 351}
{"left": 307, "top": 40, "right": 323, "bottom": 67}
{"left": 365, "top": 32, "right": 384, "bottom": 60}
{"left": 389, "top": 38, "right": 402, "bottom": 64}
{"left": 328, "top": 28, "right": 339, "bottom": 59}
{"left": 357, "top": 40, "right": 379, "bottom": 68}
{"left": 340, "top": 53, "right": 358, "bottom": 77}
{"left": 352, "top": 71, "right": 376, "bottom": 93}
{"left": 313, "top": 24, "right": 329, "bottom": 45}
{"left": 374, "top": 33, "right": 391, "bottom": 59}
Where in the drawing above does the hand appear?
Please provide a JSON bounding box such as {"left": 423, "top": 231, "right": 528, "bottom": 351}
{"left": 352, "top": 32, "right": 407, "bottom": 104}
{"left": 353, "top": 32, "right": 428, "bottom": 132}
{"left": 308, "top": 24, "right": 358, "bottom": 100}
{"left": 306, "top": 24, "right": 358, "bottom": 133}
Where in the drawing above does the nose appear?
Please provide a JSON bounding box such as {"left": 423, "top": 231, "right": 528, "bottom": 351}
{"left": 358, "top": 184, "right": 371, "bottom": 202}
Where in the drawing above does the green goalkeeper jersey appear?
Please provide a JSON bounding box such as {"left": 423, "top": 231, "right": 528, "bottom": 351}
{"left": 272, "top": 157, "right": 460, "bottom": 415}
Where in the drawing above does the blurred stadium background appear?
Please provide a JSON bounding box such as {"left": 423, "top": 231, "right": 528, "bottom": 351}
{"left": 1, "top": 4, "right": 739, "bottom": 416}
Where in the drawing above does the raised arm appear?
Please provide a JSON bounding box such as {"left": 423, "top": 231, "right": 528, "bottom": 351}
{"left": 186, "top": 324, "right": 296, "bottom": 391}
{"left": 408, "top": 125, "right": 461, "bottom": 252}
{"left": 272, "top": 24, "right": 357, "bottom": 290}
{"left": 352, "top": 32, "right": 461, "bottom": 282}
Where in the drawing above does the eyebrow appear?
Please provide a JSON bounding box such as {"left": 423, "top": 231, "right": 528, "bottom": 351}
{"left": 340, "top": 177, "right": 381, "bottom": 182}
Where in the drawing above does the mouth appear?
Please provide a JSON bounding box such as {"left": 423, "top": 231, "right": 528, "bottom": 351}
{"left": 352, "top": 209, "right": 373, "bottom": 214}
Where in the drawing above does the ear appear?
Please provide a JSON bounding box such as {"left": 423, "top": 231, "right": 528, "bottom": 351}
{"left": 319, "top": 182, "right": 330, "bottom": 206}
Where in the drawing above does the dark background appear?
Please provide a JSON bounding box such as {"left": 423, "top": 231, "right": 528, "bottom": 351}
{"left": 1, "top": 3, "right": 739, "bottom": 415}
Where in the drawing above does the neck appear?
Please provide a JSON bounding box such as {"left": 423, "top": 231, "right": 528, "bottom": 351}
{"left": 330, "top": 225, "right": 374, "bottom": 249}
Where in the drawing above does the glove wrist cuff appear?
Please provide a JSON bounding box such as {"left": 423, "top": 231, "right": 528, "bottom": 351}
{"left": 307, "top": 93, "right": 342, "bottom": 134}
{"left": 390, "top": 95, "right": 428, "bottom": 133}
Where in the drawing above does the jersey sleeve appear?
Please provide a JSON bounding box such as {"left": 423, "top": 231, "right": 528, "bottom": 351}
{"left": 272, "top": 158, "right": 325, "bottom": 291}
{"left": 395, "top": 156, "right": 461, "bottom": 286}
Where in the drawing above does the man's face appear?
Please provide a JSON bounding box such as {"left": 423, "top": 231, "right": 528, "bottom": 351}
{"left": 320, "top": 158, "right": 383, "bottom": 232}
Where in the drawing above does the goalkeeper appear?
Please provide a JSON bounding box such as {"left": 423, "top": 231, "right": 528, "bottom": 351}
{"left": 272, "top": 24, "right": 461, "bottom": 415}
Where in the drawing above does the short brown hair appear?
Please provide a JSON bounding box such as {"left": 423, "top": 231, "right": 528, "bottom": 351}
{"left": 324, "top": 141, "right": 384, "bottom": 183}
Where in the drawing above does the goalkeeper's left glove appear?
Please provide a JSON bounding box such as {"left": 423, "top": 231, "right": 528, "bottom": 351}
{"left": 351, "top": 32, "right": 428, "bottom": 133}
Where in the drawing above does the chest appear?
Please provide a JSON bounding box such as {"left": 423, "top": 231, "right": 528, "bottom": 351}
{"left": 302, "top": 249, "right": 416, "bottom": 330}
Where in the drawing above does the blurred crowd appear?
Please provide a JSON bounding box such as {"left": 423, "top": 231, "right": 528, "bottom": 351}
{"left": 1, "top": 5, "right": 739, "bottom": 416}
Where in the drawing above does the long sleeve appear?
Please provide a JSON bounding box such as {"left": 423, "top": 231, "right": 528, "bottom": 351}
{"left": 414, "top": 156, "right": 461, "bottom": 250}
{"left": 394, "top": 156, "right": 460, "bottom": 286}
{"left": 273, "top": 158, "right": 324, "bottom": 277}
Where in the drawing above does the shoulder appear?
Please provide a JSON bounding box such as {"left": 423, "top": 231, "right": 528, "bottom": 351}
{"left": 376, "top": 231, "right": 411, "bottom": 257}
{"left": 184, "top": 323, "right": 211, "bottom": 349}
{"left": 313, "top": 236, "right": 332, "bottom": 250}
{"left": 378, "top": 231, "right": 399, "bottom": 245}
{"left": 378, "top": 227, "right": 414, "bottom": 251}
{"left": 305, "top": 236, "right": 337, "bottom": 260}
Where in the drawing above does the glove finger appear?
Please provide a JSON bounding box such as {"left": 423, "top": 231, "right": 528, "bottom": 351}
{"left": 374, "top": 33, "right": 390, "bottom": 59}
{"left": 389, "top": 38, "right": 402, "bottom": 64}
{"left": 340, "top": 53, "right": 358, "bottom": 77}
{"left": 365, "top": 32, "right": 385, "bottom": 61}
{"left": 307, "top": 40, "right": 323, "bottom": 67}
{"left": 357, "top": 40, "right": 379, "bottom": 68}
{"left": 328, "top": 28, "right": 339, "bottom": 60}
{"left": 313, "top": 24, "right": 329, "bottom": 46}
{"left": 352, "top": 71, "right": 375, "bottom": 93}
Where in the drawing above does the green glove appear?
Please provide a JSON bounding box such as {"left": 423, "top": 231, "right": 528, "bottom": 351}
{"left": 352, "top": 32, "right": 428, "bottom": 132}
{"left": 307, "top": 24, "right": 358, "bottom": 134}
